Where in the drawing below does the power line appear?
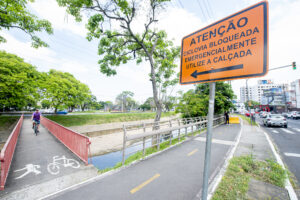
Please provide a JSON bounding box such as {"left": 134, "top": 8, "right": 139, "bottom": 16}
{"left": 177, "top": 0, "right": 184, "bottom": 8}
{"left": 204, "top": 0, "right": 215, "bottom": 20}
{"left": 195, "top": 0, "right": 208, "bottom": 22}
{"left": 202, "top": 0, "right": 213, "bottom": 20}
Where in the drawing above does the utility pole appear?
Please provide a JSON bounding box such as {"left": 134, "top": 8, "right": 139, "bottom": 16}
{"left": 246, "top": 79, "right": 250, "bottom": 110}
{"left": 246, "top": 79, "right": 253, "bottom": 125}
{"left": 282, "top": 84, "right": 288, "bottom": 112}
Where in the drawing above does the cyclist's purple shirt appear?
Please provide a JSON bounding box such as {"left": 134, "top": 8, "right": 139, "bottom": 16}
{"left": 33, "top": 112, "right": 41, "bottom": 121}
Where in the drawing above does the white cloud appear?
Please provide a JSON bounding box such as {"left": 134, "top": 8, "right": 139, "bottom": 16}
{"left": 157, "top": 7, "right": 204, "bottom": 46}
{"left": 0, "top": 32, "right": 57, "bottom": 65}
{"left": 29, "top": 0, "right": 87, "bottom": 37}
{"left": 232, "top": 0, "right": 300, "bottom": 100}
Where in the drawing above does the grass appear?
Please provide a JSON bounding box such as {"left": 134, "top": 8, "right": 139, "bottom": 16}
{"left": 236, "top": 114, "right": 258, "bottom": 126}
{"left": 98, "top": 130, "right": 204, "bottom": 174}
{"left": 72, "top": 110, "right": 108, "bottom": 114}
{"left": 46, "top": 112, "right": 176, "bottom": 127}
{"left": 0, "top": 116, "right": 19, "bottom": 131}
{"left": 212, "top": 155, "right": 287, "bottom": 200}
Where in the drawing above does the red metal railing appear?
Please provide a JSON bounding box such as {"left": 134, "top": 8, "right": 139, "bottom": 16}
{"left": 0, "top": 115, "right": 24, "bottom": 190}
{"left": 41, "top": 116, "right": 90, "bottom": 165}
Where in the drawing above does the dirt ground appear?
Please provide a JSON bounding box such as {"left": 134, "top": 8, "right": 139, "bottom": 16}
{"left": 0, "top": 120, "right": 18, "bottom": 151}
{"left": 69, "top": 116, "right": 179, "bottom": 156}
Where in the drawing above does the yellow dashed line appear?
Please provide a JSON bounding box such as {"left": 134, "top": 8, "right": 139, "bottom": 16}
{"left": 130, "top": 173, "right": 160, "bottom": 194}
{"left": 187, "top": 149, "right": 198, "bottom": 156}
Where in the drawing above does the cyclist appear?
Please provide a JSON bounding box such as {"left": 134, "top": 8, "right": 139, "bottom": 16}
{"left": 32, "top": 109, "right": 41, "bottom": 133}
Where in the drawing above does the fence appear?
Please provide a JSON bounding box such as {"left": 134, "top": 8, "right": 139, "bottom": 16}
{"left": 41, "top": 117, "right": 91, "bottom": 165}
{"left": 121, "top": 115, "right": 224, "bottom": 165}
{"left": 0, "top": 115, "right": 24, "bottom": 190}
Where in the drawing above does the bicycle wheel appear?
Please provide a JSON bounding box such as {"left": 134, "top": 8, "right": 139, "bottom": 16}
{"left": 34, "top": 124, "right": 38, "bottom": 136}
{"left": 47, "top": 163, "right": 60, "bottom": 175}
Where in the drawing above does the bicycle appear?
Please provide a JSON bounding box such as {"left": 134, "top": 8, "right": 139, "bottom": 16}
{"left": 33, "top": 121, "right": 38, "bottom": 136}
{"left": 47, "top": 155, "right": 80, "bottom": 175}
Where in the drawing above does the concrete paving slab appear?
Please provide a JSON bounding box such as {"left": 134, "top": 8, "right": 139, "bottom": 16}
{"left": 247, "top": 178, "right": 289, "bottom": 200}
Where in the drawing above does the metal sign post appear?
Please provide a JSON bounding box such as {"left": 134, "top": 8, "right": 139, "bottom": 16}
{"left": 179, "top": 1, "right": 268, "bottom": 200}
{"left": 201, "top": 82, "right": 216, "bottom": 200}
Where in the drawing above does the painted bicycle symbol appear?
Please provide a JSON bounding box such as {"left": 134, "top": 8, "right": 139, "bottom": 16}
{"left": 47, "top": 155, "right": 80, "bottom": 175}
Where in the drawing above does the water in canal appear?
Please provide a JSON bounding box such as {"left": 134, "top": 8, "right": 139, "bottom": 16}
{"left": 89, "top": 127, "right": 197, "bottom": 170}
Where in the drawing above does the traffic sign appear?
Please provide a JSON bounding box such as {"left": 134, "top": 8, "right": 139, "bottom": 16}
{"left": 180, "top": 1, "right": 269, "bottom": 84}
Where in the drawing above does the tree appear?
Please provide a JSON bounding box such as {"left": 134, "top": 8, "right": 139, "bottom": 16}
{"left": 115, "top": 91, "right": 134, "bottom": 112}
{"left": 176, "top": 82, "right": 236, "bottom": 118}
{"left": 163, "top": 95, "right": 176, "bottom": 111}
{"left": 244, "top": 100, "right": 260, "bottom": 109}
{"left": 103, "top": 101, "right": 113, "bottom": 112}
{"left": 56, "top": 0, "right": 180, "bottom": 123}
{"left": 43, "top": 70, "right": 92, "bottom": 113}
{"left": 0, "top": 0, "right": 53, "bottom": 48}
{"left": 0, "top": 51, "right": 40, "bottom": 110}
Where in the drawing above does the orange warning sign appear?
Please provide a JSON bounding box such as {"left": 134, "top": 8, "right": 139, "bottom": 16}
{"left": 180, "top": 1, "right": 268, "bottom": 84}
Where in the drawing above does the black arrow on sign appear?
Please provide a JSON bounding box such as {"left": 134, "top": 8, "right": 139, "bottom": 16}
{"left": 190, "top": 64, "right": 244, "bottom": 78}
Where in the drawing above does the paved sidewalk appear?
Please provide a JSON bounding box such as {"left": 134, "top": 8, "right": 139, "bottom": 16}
{"left": 235, "top": 121, "right": 274, "bottom": 160}
{"left": 234, "top": 119, "right": 291, "bottom": 200}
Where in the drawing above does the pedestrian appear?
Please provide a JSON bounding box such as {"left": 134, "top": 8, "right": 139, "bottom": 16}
{"left": 225, "top": 111, "right": 230, "bottom": 125}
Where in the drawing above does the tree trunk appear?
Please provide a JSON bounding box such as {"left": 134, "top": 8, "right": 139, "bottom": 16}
{"left": 54, "top": 107, "right": 58, "bottom": 113}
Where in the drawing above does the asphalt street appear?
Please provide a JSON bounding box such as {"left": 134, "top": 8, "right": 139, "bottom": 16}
{"left": 46, "top": 124, "right": 241, "bottom": 200}
{"left": 257, "top": 117, "right": 300, "bottom": 184}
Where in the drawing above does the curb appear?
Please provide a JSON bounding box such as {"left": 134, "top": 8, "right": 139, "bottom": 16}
{"left": 257, "top": 123, "right": 298, "bottom": 200}
{"left": 206, "top": 118, "right": 243, "bottom": 200}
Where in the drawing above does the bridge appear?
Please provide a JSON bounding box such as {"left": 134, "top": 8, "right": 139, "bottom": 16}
{"left": 0, "top": 115, "right": 242, "bottom": 200}
{"left": 0, "top": 116, "right": 98, "bottom": 199}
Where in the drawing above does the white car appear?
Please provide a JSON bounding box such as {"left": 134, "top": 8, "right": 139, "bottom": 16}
{"left": 263, "top": 114, "right": 288, "bottom": 128}
{"left": 286, "top": 112, "right": 292, "bottom": 118}
{"left": 292, "top": 111, "right": 300, "bottom": 119}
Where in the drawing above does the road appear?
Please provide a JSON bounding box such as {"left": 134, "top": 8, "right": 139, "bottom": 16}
{"left": 257, "top": 116, "right": 300, "bottom": 184}
{"left": 45, "top": 124, "right": 241, "bottom": 200}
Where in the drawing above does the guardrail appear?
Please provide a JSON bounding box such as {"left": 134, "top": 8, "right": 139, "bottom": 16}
{"left": 121, "top": 115, "right": 224, "bottom": 165}
{"left": 41, "top": 117, "right": 91, "bottom": 165}
{"left": 0, "top": 115, "right": 24, "bottom": 190}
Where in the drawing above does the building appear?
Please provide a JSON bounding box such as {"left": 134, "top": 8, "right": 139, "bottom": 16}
{"left": 290, "top": 79, "right": 300, "bottom": 108}
{"left": 240, "top": 80, "right": 284, "bottom": 104}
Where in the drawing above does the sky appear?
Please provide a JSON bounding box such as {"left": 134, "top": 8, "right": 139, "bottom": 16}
{"left": 1, "top": 0, "right": 300, "bottom": 104}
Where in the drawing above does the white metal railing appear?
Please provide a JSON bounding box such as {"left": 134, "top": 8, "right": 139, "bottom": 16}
{"left": 121, "top": 115, "right": 225, "bottom": 165}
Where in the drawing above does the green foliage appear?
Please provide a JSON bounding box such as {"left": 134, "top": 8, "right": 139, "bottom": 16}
{"left": 176, "top": 82, "right": 235, "bottom": 118}
{"left": 115, "top": 91, "right": 136, "bottom": 111}
{"left": 212, "top": 155, "right": 287, "bottom": 200}
{"left": 99, "top": 133, "right": 186, "bottom": 173}
{"left": 0, "top": 116, "right": 19, "bottom": 131}
{"left": 0, "top": 0, "right": 53, "bottom": 48}
{"left": 56, "top": 0, "right": 179, "bottom": 121}
{"left": 237, "top": 114, "right": 258, "bottom": 126}
{"left": 0, "top": 51, "right": 40, "bottom": 110}
{"left": 140, "top": 97, "right": 154, "bottom": 111}
{"left": 244, "top": 100, "right": 260, "bottom": 109}
{"left": 46, "top": 112, "right": 176, "bottom": 127}
{"left": 0, "top": 51, "right": 93, "bottom": 111}
{"left": 42, "top": 69, "right": 92, "bottom": 113}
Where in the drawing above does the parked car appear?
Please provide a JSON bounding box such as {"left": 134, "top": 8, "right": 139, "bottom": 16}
{"left": 292, "top": 111, "right": 300, "bottom": 119}
{"left": 287, "top": 112, "right": 293, "bottom": 118}
{"left": 263, "top": 114, "right": 287, "bottom": 128}
{"left": 260, "top": 111, "right": 268, "bottom": 118}
{"left": 281, "top": 112, "right": 288, "bottom": 118}
{"left": 56, "top": 110, "right": 68, "bottom": 115}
